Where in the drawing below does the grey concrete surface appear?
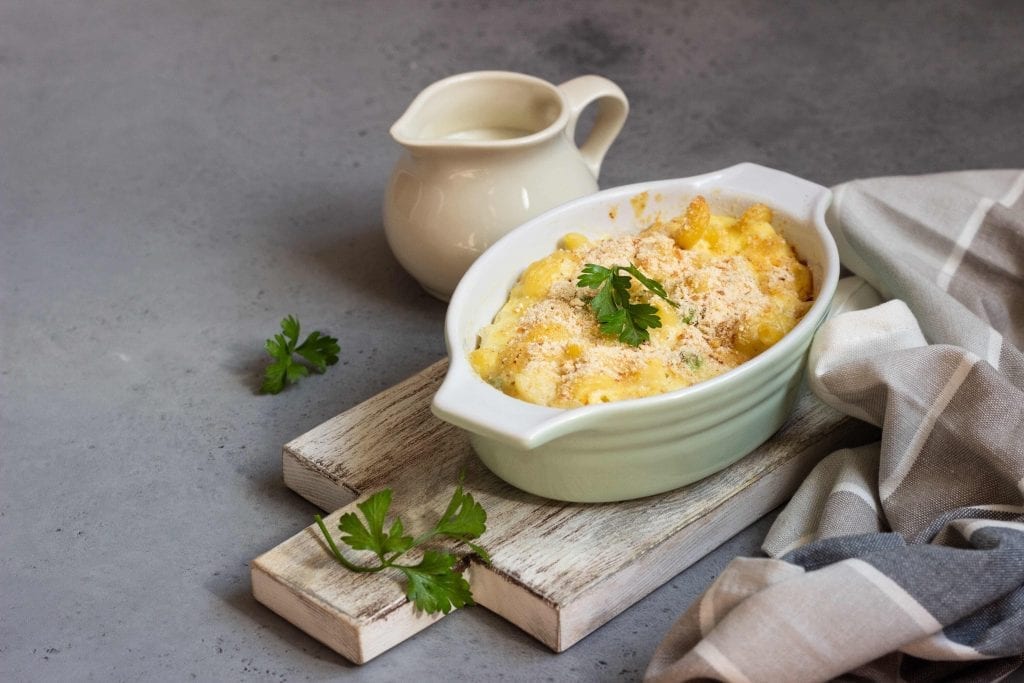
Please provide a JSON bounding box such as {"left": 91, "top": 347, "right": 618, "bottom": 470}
{"left": 1, "top": 1, "right": 1022, "bottom": 681}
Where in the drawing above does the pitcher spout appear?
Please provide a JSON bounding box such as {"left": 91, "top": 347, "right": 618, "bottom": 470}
{"left": 389, "top": 99, "right": 428, "bottom": 149}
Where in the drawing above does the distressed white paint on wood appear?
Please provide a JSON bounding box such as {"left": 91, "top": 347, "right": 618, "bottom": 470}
{"left": 251, "top": 555, "right": 443, "bottom": 665}
{"left": 253, "top": 359, "right": 870, "bottom": 663}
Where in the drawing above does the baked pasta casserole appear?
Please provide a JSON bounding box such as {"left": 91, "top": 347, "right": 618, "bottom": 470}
{"left": 469, "top": 196, "right": 813, "bottom": 407}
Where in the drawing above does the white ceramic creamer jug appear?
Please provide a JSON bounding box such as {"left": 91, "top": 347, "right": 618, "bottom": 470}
{"left": 383, "top": 71, "right": 628, "bottom": 300}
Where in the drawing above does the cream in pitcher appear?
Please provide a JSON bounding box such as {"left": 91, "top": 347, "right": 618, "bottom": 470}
{"left": 383, "top": 71, "right": 629, "bottom": 300}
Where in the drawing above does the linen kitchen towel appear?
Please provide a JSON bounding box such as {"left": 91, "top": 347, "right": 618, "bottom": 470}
{"left": 645, "top": 170, "right": 1024, "bottom": 683}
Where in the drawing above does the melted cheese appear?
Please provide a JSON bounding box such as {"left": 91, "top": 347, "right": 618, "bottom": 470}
{"left": 469, "top": 197, "right": 813, "bottom": 408}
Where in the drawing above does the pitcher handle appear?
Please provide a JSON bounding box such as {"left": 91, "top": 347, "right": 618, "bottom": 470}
{"left": 557, "top": 75, "right": 629, "bottom": 179}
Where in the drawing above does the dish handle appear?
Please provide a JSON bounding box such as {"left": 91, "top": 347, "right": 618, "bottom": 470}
{"left": 716, "top": 162, "right": 832, "bottom": 222}
{"left": 431, "top": 363, "right": 582, "bottom": 450}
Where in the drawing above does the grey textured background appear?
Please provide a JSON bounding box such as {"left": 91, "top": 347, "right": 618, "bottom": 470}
{"left": 2, "top": 1, "right": 1022, "bottom": 681}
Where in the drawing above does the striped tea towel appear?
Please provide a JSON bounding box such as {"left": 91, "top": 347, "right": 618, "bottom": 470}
{"left": 645, "top": 170, "right": 1024, "bottom": 683}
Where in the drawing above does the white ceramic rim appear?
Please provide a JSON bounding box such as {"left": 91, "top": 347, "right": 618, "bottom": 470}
{"left": 432, "top": 163, "right": 839, "bottom": 449}
{"left": 389, "top": 70, "right": 570, "bottom": 150}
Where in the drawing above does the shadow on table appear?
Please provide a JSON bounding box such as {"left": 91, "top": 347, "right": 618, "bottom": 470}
{"left": 268, "top": 194, "right": 444, "bottom": 315}
{"left": 223, "top": 342, "right": 273, "bottom": 395}
{"left": 225, "top": 193, "right": 449, "bottom": 394}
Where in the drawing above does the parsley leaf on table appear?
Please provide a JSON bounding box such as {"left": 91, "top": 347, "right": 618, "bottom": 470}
{"left": 314, "top": 474, "right": 489, "bottom": 615}
{"left": 577, "top": 263, "right": 678, "bottom": 347}
{"left": 260, "top": 315, "right": 340, "bottom": 394}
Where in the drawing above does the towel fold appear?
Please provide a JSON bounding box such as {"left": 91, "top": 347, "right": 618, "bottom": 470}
{"left": 645, "top": 170, "right": 1024, "bottom": 683}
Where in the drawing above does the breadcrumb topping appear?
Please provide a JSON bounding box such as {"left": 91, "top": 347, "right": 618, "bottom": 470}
{"left": 469, "top": 197, "right": 814, "bottom": 408}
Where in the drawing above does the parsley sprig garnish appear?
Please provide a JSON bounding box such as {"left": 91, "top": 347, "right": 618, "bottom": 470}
{"left": 577, "top": 263, "right": 678, "bottom": 347}
{"left": 260, "top": 315, "right": 340, "bottom": 394}
{"left": 314, "top": 475, "right": 490, "bottom": 615}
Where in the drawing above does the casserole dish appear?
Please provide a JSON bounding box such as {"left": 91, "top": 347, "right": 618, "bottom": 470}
{"left": 431, "top": 163, "right": 839, "bottom": 502}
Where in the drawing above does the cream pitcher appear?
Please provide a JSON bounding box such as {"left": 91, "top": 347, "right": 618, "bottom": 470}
{"left": 383, "top": 71, "right": 629, "bottom": 300}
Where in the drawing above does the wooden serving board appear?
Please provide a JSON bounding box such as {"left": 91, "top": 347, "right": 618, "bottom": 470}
{"left": 252, "top": 359, "right": 867, "bottom": 664}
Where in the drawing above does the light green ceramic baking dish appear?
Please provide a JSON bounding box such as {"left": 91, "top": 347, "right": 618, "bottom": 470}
{"left": 432, "top": 163, "right": 839, "bottom": 502}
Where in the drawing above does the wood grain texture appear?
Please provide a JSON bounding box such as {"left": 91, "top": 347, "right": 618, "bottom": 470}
{"left": 253, "top": 358, "right": 871, "bottom": 663}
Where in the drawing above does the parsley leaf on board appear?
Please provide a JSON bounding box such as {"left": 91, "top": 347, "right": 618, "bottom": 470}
{"left": 260, "top": 315, "right": 340, "bottom": 394}
{"left": 314, "top": 473, "right": 489, "bottom": 615}
{"left": 399, "top": 551, "right": 474, "bottom": 615}
{"left": 577, "top": 263, "right": 678, "bottom": 347}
